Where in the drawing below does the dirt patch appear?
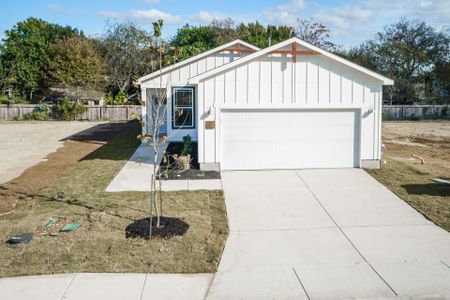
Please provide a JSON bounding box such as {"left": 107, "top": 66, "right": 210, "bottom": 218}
{"left": 0, "top": 123, "right": 228, "bottom": 277}
{"left": 382, "top": 121, "right": 450, "bottom": 178}
{"left": 0, "top": 122, "right": 137, "bottom": 216}
{"left": 368, "top": 120, "right": 450, "bottom": 232}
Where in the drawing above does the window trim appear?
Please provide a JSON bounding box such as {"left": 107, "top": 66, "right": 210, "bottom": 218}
{"left": 172, "top": 86, "right": 195, "bottom": 129}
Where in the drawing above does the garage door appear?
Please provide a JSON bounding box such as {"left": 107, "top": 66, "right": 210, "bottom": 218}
{"left": 220, "top": 109, "right": 360, "bottom": 170}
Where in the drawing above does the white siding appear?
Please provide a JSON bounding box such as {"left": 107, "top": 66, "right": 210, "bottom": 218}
{"left": 236, "top": 65, "right": 247, "bottom": 103}
{"left": 260, "top": 57, "right": 272, "bottom": 104}
{"left": 271, "top": 55, "right": 284, "bottom": 104}
{"left": 307, "top": 55, "right": 319, "bottom": 103}
{"left": 141, "top": 50, "right": 245, "bottom": 87}
{"left": 197, "top": 52, "right": 384, "bottom": 164}
{"left": 247, "top": 61, "right": 259, "bottom": 105}
{"left": 224, "top": 69, "right": 236, "bottom": 104}
{"left": 295, "top": 54, "right": 308, "bottom": 103}
{"left": 140, "top": 44, "right": 251, "bottom": 142}
{"left": 203, "top": 79, "right": 215, "bottom": 162}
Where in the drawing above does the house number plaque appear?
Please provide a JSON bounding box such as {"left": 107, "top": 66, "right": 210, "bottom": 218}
{"left": 205, "top": 121, "right": 215, "bottom": 129}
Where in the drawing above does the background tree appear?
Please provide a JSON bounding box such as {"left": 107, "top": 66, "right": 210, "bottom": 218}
{"left": 210, "top": 18, "right": 239, "bottom": 44}
{"left": 236, "top": 22, "right": 292, "bottom": 48}
{"left": 0, "top": 17, "right": 80, "bottom": 100}
{"left": 171, "top": 24, "right": 216, "bottom": 60}
{"left": 46, "top": 36, "right": 105, "bottom": 102}
{"left": 431, "top": 60, "right": 450, "bottom": 103}
{"left": 101, "top": 22, "right": 155, "bottom": 99}
{"left": 295, "top": 18, "right": 340, "bottom": 51}
{"left": 346, "top": 19, "right": 450, "bottom": 103}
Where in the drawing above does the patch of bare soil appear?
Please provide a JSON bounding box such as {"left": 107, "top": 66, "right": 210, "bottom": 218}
{"left": 0, "top": 122, "right": 136, "bottom": 216}
{"left": 382, "top": 121, "right": 450, "bottom": 179}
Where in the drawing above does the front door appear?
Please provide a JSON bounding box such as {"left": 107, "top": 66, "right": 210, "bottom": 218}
{"left": 147, "top": 88, "right": 167, "bottom": 135}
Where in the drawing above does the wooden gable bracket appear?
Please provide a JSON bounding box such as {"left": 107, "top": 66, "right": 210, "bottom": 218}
{"left": 269, "top": 43, "right": 319, "bottom": 63}
{"left": 221, "top": 42, "right": 257, "bottom": 56}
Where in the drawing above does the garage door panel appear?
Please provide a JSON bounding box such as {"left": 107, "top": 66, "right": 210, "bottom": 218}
{"left": 221, "top": 109, "right": 360, "bottom": 170}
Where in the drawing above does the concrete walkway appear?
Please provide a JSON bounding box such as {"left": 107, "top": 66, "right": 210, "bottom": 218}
{"left": 0, "top": 273, "right": 212, "bottom": 300}
{"left": 106, "top": 143, "right": 222, "bottom": 192}
{"left": 207, "top": 169, "right": 450, "bottom": 299}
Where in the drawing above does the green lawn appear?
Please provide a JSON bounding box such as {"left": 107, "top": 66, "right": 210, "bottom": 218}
{"left": 367, "top": 159, "right": 450, "bottom": 232}
{"left": 0, "top": 122, "right": 228, "bottom": 277}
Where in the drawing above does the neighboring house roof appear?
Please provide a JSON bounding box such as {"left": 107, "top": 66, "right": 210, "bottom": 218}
{"left": 137, "top": 39, "right": 260, "bottom": 84}
{"left": 189, "top": 37, "right": 394, "bottom": 85}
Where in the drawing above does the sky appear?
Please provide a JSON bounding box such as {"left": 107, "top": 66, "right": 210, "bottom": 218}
{"left": 1, "top": 0, "right": 449, "bottom": 49}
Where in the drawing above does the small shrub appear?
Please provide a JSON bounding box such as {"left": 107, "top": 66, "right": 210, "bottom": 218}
{"left": 175, "top": 154, "right": 192, "bottom": 171}
{"left": 441, "top": 105, "right": 448, "bottom": 117}
{"left": 409, "top": 113, "right": 420, "bottom": 121}
{"left": 181, "top": 135, "right": 192, "bottom": 156}
{"left": 105, "top": 91, "right": 128, "bottom": 105}
{"left": 19, "top": 111, "right": 49, "bottom": 121}
{"left": 35, "top": 103, "right": 49, "bottom": 112}
{"left": 382, "top": 112, "right": 389, "bottom": 121}
{"left": 53, "top": 98, "right": 87, "bottom": 120}
{"left": 0, "top": 96, "right": 28, "bottom": 105}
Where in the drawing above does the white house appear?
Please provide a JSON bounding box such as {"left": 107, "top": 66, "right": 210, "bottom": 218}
{"left": 138, "top": 37, "right": 393, "bottom": 171}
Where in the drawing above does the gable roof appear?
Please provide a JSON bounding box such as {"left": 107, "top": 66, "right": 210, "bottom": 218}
{"left": 137, "top": 39, "right": 260, "bottom": 84}
{"left": 189, "top": 37, "right": 394, "bottom": 85}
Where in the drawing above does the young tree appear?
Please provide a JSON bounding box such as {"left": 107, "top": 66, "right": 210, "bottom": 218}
{"left": 138, "top": 19, "right": 194, "bottom": 238}
{"left": 46, "top": 36, "right": 105, "bottom": 102}
{"left": 295, "top": 18, "right": 340, "bottom": 51}
{"left": 138, "top": 19, "right": 170, "bottom": 237}
{"left": 0, "top": 17, "right": 80, "bottom": 100}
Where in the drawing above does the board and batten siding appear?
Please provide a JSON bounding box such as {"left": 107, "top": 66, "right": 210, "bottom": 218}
{"left": 197, "top": 52, "right": 383, "bottom": 166}
{"left": 140, "top": 48, "right": 254, "bottom": 140}
{"left": 141, "top": 50, "right": 253, "bottom": 87}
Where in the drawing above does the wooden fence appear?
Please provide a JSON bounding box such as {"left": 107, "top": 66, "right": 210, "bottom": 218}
{"left": 1, "top": 104, "right": 448, "bottom": 121}
{"left": 382, "top": 105, "right": 449, "bottom": 120}
{"left": 0, "top": 105, "right": 142, "bottom": 121}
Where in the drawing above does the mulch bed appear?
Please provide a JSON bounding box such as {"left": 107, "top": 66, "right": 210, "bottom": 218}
{"left": 160, "top": 142, "right": 221, "bottom": 180}
{"left": 125, "top": 216, "right": 189, "bottom": 239}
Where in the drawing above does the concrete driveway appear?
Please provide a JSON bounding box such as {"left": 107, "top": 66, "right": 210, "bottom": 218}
{"left": 207, "top": 169, "right": 450, "bottom": 299}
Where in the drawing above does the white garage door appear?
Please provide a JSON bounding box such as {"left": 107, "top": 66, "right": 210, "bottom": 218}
{"left": 220, "top": 109, "right": 360, "bottom": 170}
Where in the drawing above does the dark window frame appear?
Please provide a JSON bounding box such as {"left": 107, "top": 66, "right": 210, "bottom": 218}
{"left": 172, "top": 86, "right": 195, "bottom": 129}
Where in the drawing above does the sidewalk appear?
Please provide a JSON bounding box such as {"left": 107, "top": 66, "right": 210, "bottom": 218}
{"left": 105, "top": 142, "right": 222, "bottom": 192}
{"left": 0, "top": 273, "right": 213, "bottom": 300}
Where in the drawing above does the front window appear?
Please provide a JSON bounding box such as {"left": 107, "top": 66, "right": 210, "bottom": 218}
{"left": 172, "top": 87, "right": 195, "bottom": 129}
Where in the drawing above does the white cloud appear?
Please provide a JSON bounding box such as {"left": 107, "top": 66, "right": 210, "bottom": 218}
{"left": 47, "top": 4, "right": 69, "bottom": 14}
{"left": 99, "top": 9, "right": 181, "bottom": 25}
{"left": 130, "top": 9, "right": 181, "bottom": 24}
{"left": 139, "top": 0, "right": 160, "bottom": 3}
{"left": 190, "top": 11, "right": 222, "bottom": 24}
{"left": 262, "top": 0, "right": 306, "bottom": 26}
{"left": 315, "top": 5, "right": 373, "bottom": 34}
{"left": 99, "top": 10, "right": 122, "bottom": 18}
